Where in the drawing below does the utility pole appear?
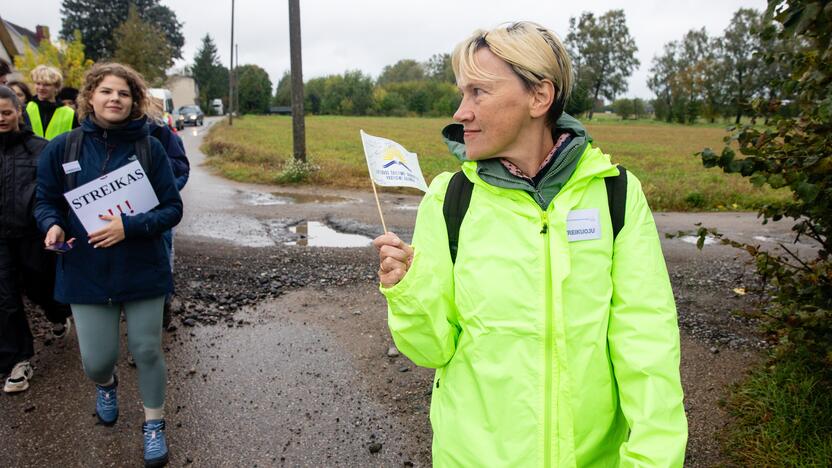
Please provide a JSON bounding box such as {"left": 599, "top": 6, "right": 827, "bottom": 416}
{"left": 228, "top": 0, "right": 235, "bottom": 125}
{"left": 288, "top": 0, "right": 306, "bottom": 162}
{"left": 235, "top": 43, "right": 240, "bottom": 116}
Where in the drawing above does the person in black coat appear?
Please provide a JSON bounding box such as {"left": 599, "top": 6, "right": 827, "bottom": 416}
{"left": 0, "top": 86, "right": 71, "bottom": 394}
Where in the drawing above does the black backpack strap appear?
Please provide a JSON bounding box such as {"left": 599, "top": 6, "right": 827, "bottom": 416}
{"left": 443, "top": 171, "right": 474, "bottom": 264}
{"left": 135, "top": 135, "right": 152, "bottom": 175}
{"left": 62, "top": 128, "right": 85, "bottom": 190}
{"left": 605, "top": 165, "right": 628, "bottom": 241}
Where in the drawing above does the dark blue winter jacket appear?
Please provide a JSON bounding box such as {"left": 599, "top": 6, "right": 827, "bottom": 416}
{"left": 148, "top": 121, "right": 189, "bottom": 191}
{"left": 35, "top": 117, "right": 183, "bottom": 304}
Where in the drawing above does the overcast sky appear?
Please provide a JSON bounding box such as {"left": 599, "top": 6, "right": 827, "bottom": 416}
{"left": 5, "top": 0, "right": 766, "bottom": 99}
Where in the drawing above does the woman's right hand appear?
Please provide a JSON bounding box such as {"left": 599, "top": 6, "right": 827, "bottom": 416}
{"left": 373, "top": 232, "right": 414, "bottom": 288}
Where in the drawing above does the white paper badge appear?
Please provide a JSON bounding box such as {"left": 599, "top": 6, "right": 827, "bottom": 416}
{"left": 566, "top": 208, "right": 602, "bottom": 242}
{"left": 62, "top": 161, "right": 81, "bottom": 174}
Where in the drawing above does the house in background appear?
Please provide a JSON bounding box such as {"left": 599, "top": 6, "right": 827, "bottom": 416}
{"left": 0, "top": 16, "right": 48, "bottom": 78}
{"left": 166, "top": 75, "right": 199, "bottom": 110}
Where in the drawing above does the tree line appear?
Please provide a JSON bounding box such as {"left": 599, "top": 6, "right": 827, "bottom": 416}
{"left": 15, "top": 0, "right": 182, "bottom": 88}
{"left": 60, "top": 0, "right": 182, "bottom": 85}
{"left": 648, "top": 7, "right": 793, "bottom": 124}
{"left": 24, "top": 2, "right": 792, "bottom": 126}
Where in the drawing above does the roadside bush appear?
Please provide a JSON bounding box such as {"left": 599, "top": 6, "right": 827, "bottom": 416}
{"left": 698, "top": 0, "right": 832, "bottom": 367}
{"left": 612, "top": 99, "right": 635, "bottom": 119}
{"left": 693, "top": 7, "right": 831, "bottom": 461}
{"left": 684, "top": 191, "right": 706, "bottom": 208}
{"left": 277, "top": 157, "right": 319, "bottom": 184}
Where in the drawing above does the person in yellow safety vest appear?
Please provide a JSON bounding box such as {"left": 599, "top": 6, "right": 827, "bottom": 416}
{"left": 25, "top": 65, "right": 78, "bottom": 140}
{"left": 373, "top": 22, "right": 687, "bottom": 467}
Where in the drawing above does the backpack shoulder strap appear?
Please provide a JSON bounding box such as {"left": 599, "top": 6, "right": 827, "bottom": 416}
{"left": 135, "top": 135, "right": 152, "bottom": 175}
{"left": 443, "top": 171, "right": 474, "bottom": 264}
{"left": 605, "top": 165, "right": 628, "bottom": 241}
{"left": 63, "top": 128, "right": 85, "bottom": 190}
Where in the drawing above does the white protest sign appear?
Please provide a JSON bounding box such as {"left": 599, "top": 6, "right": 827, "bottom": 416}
{"left": 361, "top": 130, "right": 429, "bottom": 192}
{"left": 63, "top": 160, "right": 159, "bottom": 234}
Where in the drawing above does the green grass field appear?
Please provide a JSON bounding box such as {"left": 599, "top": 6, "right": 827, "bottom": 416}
{"left": 201, "top": 115, "right": 789, "bottom": 212}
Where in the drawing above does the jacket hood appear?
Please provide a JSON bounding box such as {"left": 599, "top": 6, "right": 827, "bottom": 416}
{"left": 82, "top": 115, "right": 149, "bottom": 141}
{"left": 441, "top": 113, "right": 590, "bottom": 162}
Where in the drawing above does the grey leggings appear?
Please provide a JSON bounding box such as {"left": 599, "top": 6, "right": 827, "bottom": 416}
{"left": 72, "top": 296, "right": 166, "bottom": 409}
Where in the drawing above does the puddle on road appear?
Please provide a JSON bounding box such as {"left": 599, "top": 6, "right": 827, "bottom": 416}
{"left": 286, "top": 221, "right": 372, "bottom": 247}
{"left": 679, "top": 235, "right": 718, "bottom": 246}
{"left": 241, "top": 191, "right": 353, "bottom": 206}
{"left": 180, "top": 214, "right": 373, "bottom": 248}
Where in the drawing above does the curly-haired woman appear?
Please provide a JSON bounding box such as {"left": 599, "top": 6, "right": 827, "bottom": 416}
{"left": 36, "top": 63, "right": 182, "bottom": 467}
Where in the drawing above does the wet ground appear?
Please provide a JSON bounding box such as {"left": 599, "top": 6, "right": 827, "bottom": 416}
{"left": 0, "top": 117, "right": 807, "bottom": 467}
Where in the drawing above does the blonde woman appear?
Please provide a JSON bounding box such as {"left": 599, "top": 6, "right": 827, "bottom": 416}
{"left": 374, "top": 22, "right": 687, "bottom": 466}
{"left": 26, "top": 65, "right": 78, "bottom": 139}
{"left": 36, "top": 63, "right": 181, "bottom": 467}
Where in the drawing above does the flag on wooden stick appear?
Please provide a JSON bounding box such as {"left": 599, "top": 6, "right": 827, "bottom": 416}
{"left": 361, "top": 130, "right": 429, "bottom": 192}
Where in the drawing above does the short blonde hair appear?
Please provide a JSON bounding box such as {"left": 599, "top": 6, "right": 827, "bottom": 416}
{"left": 30, "top": 65, "right": 63, "bottom": 89}
{"left": 77, "top": 63, "right": 149, "bottom": 121}
{"left": 452, "top": 21, "right": 573, "bottom": 126}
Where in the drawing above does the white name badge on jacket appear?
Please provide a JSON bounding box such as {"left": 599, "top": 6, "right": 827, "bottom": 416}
{"left": 566, "top": 208, "right": 602, "bottom": 242}
{"left": 62, "top": 161, "right": 81, "bottom": 174}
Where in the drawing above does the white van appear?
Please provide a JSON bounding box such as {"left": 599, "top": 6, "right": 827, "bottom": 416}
{"left": 148, "top": 88, "right": 174, "bottom": 114}
{"left": 211, "top": 98, "right": 224, "bottom": 115}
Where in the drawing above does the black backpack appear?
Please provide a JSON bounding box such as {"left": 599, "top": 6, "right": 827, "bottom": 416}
{"left": 62, "top": 128, "right": 152, "bottom": 190}
{"left": 443, "top": 166, "right": 627, "bottom": 263}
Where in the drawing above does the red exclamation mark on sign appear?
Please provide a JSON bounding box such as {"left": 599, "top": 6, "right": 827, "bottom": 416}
{"left": 116, "top": 204, "right": 124, "bottom": 214}
{"left": 108, "top": 209, "right": 114, "bottom": 216}
{"left": 125, "top": 200, "right": 134, "bottom": 213}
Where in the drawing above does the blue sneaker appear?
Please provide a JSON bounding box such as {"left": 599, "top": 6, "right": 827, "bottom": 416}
{"left": 95, "top": 374, "right": 118, "bottom": 426}
{"left": 142, "top": 419, "right": 169, "bottom": 467}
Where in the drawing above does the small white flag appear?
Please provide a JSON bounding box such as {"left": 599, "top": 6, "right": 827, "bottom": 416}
{"left": 361, "top": 130, "right": 429, "bottom": 192}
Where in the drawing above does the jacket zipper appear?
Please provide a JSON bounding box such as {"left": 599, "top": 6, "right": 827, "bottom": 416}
{"left": 541, "top": 209, "right": 553, "bottom": 468}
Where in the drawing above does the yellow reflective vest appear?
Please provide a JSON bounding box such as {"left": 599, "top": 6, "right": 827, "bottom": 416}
{"left": 382, "top": 144, "right": 688, "bottom": 467}
{"left": 26, "top": 101, "right": 75, "bottom": 140}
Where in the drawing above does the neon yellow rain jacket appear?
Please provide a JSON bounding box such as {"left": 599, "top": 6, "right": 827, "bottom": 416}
{"left": 381, "top": 122, "right": 687, "bottom": 467}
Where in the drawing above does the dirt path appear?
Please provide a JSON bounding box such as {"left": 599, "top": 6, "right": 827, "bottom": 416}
{"left": 0, "top": 117, "right": 785, "bottom": 466}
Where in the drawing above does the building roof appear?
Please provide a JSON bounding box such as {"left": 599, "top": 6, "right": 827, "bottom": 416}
{"left": 0, "top": 16, "right": 45, "bottom": 66}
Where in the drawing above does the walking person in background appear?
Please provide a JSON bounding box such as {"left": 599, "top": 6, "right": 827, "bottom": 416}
{"left": 36, "top": 63, "right": 182, "bottom": 467}
{"left": 0, "top": 59, "right": 10, "bottom": 85}
{"left": 8, "top": 81, "right": 34, "bottom": 131}
{"left": 8, "top": 81, "right": 33, "bottom": 107}
{"left": 57, "top": 87, "right": 80, "bottom": 111}
{"left": 26, "top": 65, "right": 78, "bottom": 140}
{"left": 374, "top": 22, "right": 687, "bottom": 466}
{"left": 0, "top": 85, "right": 71, "bottom": 393}
{"left": 148, "top": 97, "right": 189, "bottom": 327}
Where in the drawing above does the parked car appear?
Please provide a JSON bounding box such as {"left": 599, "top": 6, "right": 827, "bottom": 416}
{"left": 148, "top": 88, "right": 174, "bottom": 114}
{"left": 179, "top": 105, "right": 205, "bottom": 126}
